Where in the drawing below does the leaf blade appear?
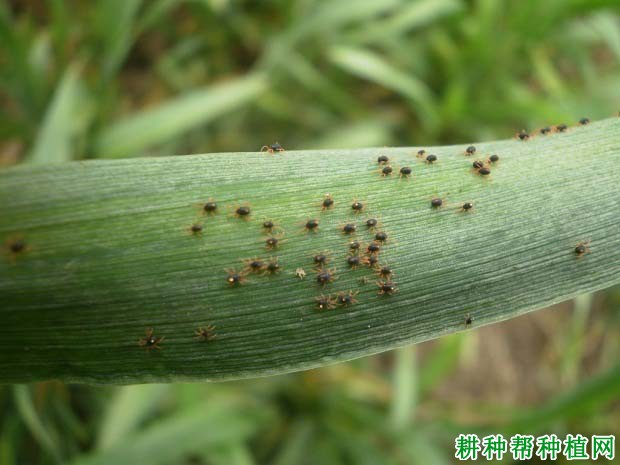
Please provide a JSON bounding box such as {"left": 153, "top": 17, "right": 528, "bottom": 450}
{"left": 1, "top": 118, "right": 619, "bottom": 384}
{"left": 94, "top": 73, "right": 267, "bottom": 158}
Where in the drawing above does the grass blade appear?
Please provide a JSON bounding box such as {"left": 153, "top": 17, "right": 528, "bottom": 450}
{"left": 27, "top": 63, "right": 88, "bottom": 164}
{"left": 95, "top": 0, "right": 144, "bottom": 79}
{"left": 390, "top": 345, "right": 417, "bottom": 429}
{"left": 328, "top": 46, "right": 438, "bottom": 130}
{"left": 13, "top": 386, "right": 63, "bottom": 463}
{"left": 1, "top": 118, "right": 619, "bottom": 384}
{"left": 94, "top": 72, "right": 267, "bottom": 157}
{"left": 96, "top": 384, "right": 170, "bottom": 450}
{"left": 70, "top": 396, "right": 270, "bottom": 465}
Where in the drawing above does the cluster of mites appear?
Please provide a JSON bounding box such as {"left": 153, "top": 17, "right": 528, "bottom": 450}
{"left": 193, "top": 196, "right": 398, "bottom": 302}
{"left": 140, "top": 195, "right": 395, "bottom": 350}
{"left": 379, "top": 147, "right": 495, "bottom": 180}
{"left": 137, "top": 326, "right": 215, "bottom": 351}
{"left": 514, "top": 117, "right": 591, "bottom": 141}
{"left": 5, "top": 122, "right": 598, "bottom": 351}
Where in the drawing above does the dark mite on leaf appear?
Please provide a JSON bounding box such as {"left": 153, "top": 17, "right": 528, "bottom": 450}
{"left": 375, "top": 231, "right": 388, "bottom": 242}
{"left": 261, "top": 142, "right": 285, "bottom": 153}
{"left": 203, "top": 201, "right": 217, "bottom": 213}
{"left": 364, "top": 255, "right": 379, "bottom": 268}
{"left": 138, "top": 328, "right": 164, "bottom": 351}
{"left": 263, "top": 220, "right": 275, "bottom": 231}
{"left": 400, "top": 166, "right": 412, "bottom": 177}
{"left": 265, "top": 257, "right": 281, "bottom": 274}
{"left": 317, "top": 267, "right": 336, "bottom": 285}
{"left": 426, "top": 154, "right": 437, "bottom": 163}
{"left": 322, "top": 193, "right": 334, "bottom": 210}
{"left": 337, "top": 291, "right": 358, "bottom": 306}
{"left": 431, "top": 197, "right": 443, "bottom": 208}
{"left": 194, "top": 325, "right": 216, "bottom": 342}
{"left": 488, "top": 154, "right": 499, "bottom": 163}
{"left": 226, "top": 269, "right": 246, "bottom": 286}
{"left": 234, "top": 205, "right": 251, "bottom": 219}
{"left": 351, "top": 201, "right": 364, "bottom": 212}
{"left": 349, "top": 240, "right": 361, "bottom": 251}
{"left": 342, "top": 223, "right": 357, "bottom": 234}
{"left": 367, "top": 241, "right": 381, "bottom": 254}
{"left": 460, "top": 202, "right": 474, "bottom": 212}
{"left": 377, "top": 154, "right": 389, "bottom": 164}
{"left": 378, "top": 265, "right": 393, "bottom": 277}
{"left": 244, "top": 257, "right": 265, "bottom": 273}
{"left": 265, "top": 236, "right": 280, "bottom": 249}
{"left": 190, "top": 223, "right": 203, "bottom": 234}
{"left": 5, "top": 237, "right": 29, "bottom": 261}
{"left": 316, "top": 294, "right": 336, "bottom": 311}
{"left": 540, "top": 127, "right": 551, "bottom": 135}
{"left": 346, "top": 255, "right": 361, "bottom": 268}
{"left": 473, "top": 160, "right": 485, "bottom": 169}
{"left": 366, "top": 218, "right": 378, "bottom": 229}
{"left": 555, "top": 124, "right": 567, "bottom": 132}
{"left": 9, "top": 239, "right": 26, "bottom": 254}
{"left": 381, "top": 165, "right": 393, "bottom": 176}
{"left": 465, "top": 145, "right": 476, "bottom": 156}
{"left": 416, "top": 149, "right": 426, "bottom": 158}
{"left": 516, "top": 130, "right": 530, "bottom": 141}
{"left": 574, "top": 240, "right": 591, "bottom": 257}
{"left": 305, "top": 219, "right": 319, "bottom": 231}
{"left": 313, "top": 253, "right": 329, "bottom": 266}
{"left": 578, "top": 117, "right": 590, "bottom": 125}
{"left": 465, "top": 314, "right": 473, "bottom": 326}
{"left": 377, "top": 280, "right": 397, "bottom": 295}
{"left": 477, "top": 167, "right": 491, "bottom": 176}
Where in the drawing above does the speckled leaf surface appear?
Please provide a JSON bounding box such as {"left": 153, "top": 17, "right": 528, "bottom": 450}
{"left": 1, "top": 118, "right": 619, "bottom": 384}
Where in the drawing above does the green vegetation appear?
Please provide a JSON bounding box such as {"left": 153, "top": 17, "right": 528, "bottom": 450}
{"left": 3, "top": 0, "right": 620, "bottom": 162}
{"left": 1, "top": 1, "right": 619, "bottom": 464}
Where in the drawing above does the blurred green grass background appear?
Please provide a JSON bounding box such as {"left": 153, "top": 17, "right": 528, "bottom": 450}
{"left": 1, "top": 0, "right": 619, "bottom": 464}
